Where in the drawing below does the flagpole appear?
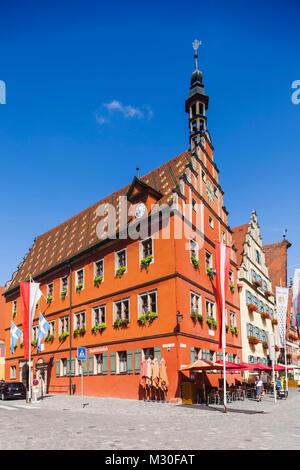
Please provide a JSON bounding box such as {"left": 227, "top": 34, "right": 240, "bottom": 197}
{"left": 222, "top": 317, "right": 227, "bottom": 413}
{"left": 28, "top": 278, "right": 32, "bottom": 403}
{"left": 280, "top": 278, "right": 289, "bottom": 395}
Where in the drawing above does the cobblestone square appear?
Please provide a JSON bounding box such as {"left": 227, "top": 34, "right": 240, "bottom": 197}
{"left": 0, "top": 389, "right": 299, "bottom": 450}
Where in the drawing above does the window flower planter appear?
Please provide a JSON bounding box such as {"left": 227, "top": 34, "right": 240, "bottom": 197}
{"left": 45, "top": 334, "right": 54, "bottom": 343}
{"left": 140, "top": 255, "right": 153, "bottom": 271}
{"left": 271, "top": 319, "right": 278, "bottom": 326}
{"left": 261, "top": 311, "right": 270, "bottom": 320}
{"left": 92, "top": 323, "right": 106, "bottom": 334}
{"left": 262, "top": 341, "right": 268, "bottom": 349}
{"left": 230, "top": 326, "right": 238, "bottom": 336}
{"left": 225, "top": 324, "right": 229, "bottom": 332}
{"left": 59, "top": 332, "right": 70, "bottom": 341}
{"left": 264, "top": 290, "right": 273, "bottom": 298}
{"left": 12, "top": 310, "right": 17, "bottom": 318}
{"left": 47, "top": 295, "right": 53, "bottom": 304}
{"left": 94, "top": 275, "right": 103, "bottom": 287}
{"left": 253, "top": 280, "right": 262, "bottom": 288}
{"left": 229, "top": 283, "right": 235, "bottom": 293}
{"left": 74, "top": 328, "right": 86, "bottom": 338}
{"left": 191, "top": 311, "right": 203, "bottom": 323}
{"left": 207, "top": 317, "right": 217, "bottom": 329}
{"left": 146, "top": 311, "right": 158, "bottom": 323}
{"left": 31, "top": 340, "right": 37, "bottom": 347}
{"left": 14, "top": 344, "right": 17, "bottom": 350}
{"left": 206, "top": 267, "right": 216, "bottom": 279}
{"left": 190, "top": 256, "right": 199, "bottom": 268}
{"left": 76, "top": 284, "right": 83, "bottom": 293}
{"left": 116, "top": 266, "right": 126, "bottom": 277}
{"left": 138, "top": 314, "right": 147, "bottom": 326}
{"left": 275, "top": 345, "right": 280, "bottom": 352}
{"left": 60, "top": 289, "right": 67, "bottom": 300}
{"left": 36, "top": 302, "right": 39, "bottom": 309}
{"left": 20, "top": 342, "right": 24, "bottom": 348}
{"left": 114, "top": 318, "right": 129, "bottom": 329}
{"left": 247, "top": 304, "right": 258, "bottom": 313}
{"left": 248, "top": 336, "right": 259, "bottom": 345}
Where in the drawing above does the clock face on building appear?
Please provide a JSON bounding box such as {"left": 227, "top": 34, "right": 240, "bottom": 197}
{"left": 135, "top": 202, "right": 146, "bottom": 219}
{"left": 206, "top": 180, "right": 215, "bottom": 204}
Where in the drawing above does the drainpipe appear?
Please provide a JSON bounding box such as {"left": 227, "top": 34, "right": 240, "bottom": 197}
{"left": 68, "top": 264, "right": 73, "bottom": 395}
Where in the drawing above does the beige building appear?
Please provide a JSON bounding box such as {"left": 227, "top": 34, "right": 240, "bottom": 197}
{"left": 232, "top": 211, "right": 278, "bottom": 371}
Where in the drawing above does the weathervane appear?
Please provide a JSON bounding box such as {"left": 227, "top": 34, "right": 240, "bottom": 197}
{"left": 192, "top": 39, "right": 202, "bottom": 69}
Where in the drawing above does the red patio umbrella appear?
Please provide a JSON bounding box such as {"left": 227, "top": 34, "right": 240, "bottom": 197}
{"left": 215, "top": 360, "right": 248, "bottom": 370}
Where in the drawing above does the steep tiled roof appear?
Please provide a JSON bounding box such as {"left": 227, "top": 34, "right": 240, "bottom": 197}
{"left": 6, "top": 150, "right": 190, "bottom": 292}
{"left": 231, "top": 223, "right": 249, "bottom": 267}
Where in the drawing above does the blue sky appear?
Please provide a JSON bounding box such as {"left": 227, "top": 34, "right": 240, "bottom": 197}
{"left": 0, "top": 0, "right": 299, "bottom": 286}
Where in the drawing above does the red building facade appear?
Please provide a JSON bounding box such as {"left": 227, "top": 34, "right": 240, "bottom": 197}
{"left": 3, "top": 50, "right": 242, "bottom": 401}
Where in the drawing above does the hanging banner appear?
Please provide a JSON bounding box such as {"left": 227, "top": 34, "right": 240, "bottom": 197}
{"left": 276, "top": 286, "right": 289, "bottom": 348}
{"left": 291, "top": 269, "right": 300, "bottom": 327}
{"left": 267, "top": 332, "right": 275, "bottom": 362}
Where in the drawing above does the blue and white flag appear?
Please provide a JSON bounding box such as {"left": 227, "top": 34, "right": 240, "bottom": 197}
{"left": 37, "top": 312, "right": 50, "bottom": 352}
{"left": 10, "top": 321, "right": 22, "bottom": 355}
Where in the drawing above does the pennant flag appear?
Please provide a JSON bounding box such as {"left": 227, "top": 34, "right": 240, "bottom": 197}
{"left": 10, "top": 320, "right": 22, "bottom": 355}
{"left": 215, "top": 241, "right": 231, "bottom": 349}
{"left": 20, "top": 281, "right": 43, "bottom": 359}
{"left": 291, "top": 269, "right": 300, "bottom": 327}
{"left": 276, "top": 286, "right": 289, "bottom": 348}
{"left": 37, "top": 312, "right": 50, "bottom": 352}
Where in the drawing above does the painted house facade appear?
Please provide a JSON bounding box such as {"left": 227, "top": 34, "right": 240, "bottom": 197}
{"left": 3, "top": 50, "right": 242, "bottom": 401}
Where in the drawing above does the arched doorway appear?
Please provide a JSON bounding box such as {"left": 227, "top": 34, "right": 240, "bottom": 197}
{"left": 35, "top": 358, "right": 48, "bottom": 395}
{"left": 19, "top": 361, "right": 29, "bottom": 390}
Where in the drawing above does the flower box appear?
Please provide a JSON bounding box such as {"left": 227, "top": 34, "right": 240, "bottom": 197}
{"left": 275, "top": 345, "right": 280, "bottom": 352}
{"left": 31, "top": 340, "right": 37, "bottom": 347}
{"left": 12, "top": 310, "right": 17, "bottom": 318}
{"left": 47, "top": 295, "right": 53, "bottom": 304}
{"left": 248, "top": 336, "right": 259, "bottom": 345}
{"left": 20, "top": 342, "right": 24, "bottom": 348}
{"left": 94, "top": 275, "right": 103, "bottom": 286}
{"left": 116, "top": 266, "right": 126, "bottom": 277}
{"left": 261, "top": 311, "right": 270, "bottom": 320}
{"left": 45, "top": 334, "right": 54, "bottom": 343}
{"left": 114, "top": 318, "right": 129, "bottom": 329}
{"left": 74, "top": 328, "right": 86, "bottom": 338}
{"left": 206, "top": 267, "right": 216, "bottom": 279}
{"left": 146, "top": 311, "right": 158, "bottom": 323}
{"left": 191, "top": 311, "right": 203, "bottom": 323}
{"left": 138, "top": 314, "right": 147, "bottom": 326}
{"left": 190, "top": 256, "right": 199, "bottom": 268}
{"left": 76, "top": 284, "right": 83, "bottom": 293}
{"left": 59, "top": 332, "right": 70, "bottom": 341}
{"left": 60, "top": 289, "right": 68, "bottom": 300}
{"left": 207, "top": 317, "right": 217, "bottom": 329}
{"left": 230, "top": 326, "right": 238, "bottom": 336}
{"left": 262, "top": 341, "right": 268, "bottom": 349}
{"left": 253, "top": 280, "right": 262, "bottom": 288}
{"left": 140, "top": 255, "right": 153, "bottom": 271}
{"left": 247, "top": 304, "right": 258, "bottom": 313}
{"left": 264, "top": 290, "right": 273, "bottom": 298}
{"left": 271, "top": 319, "right": 278, "bottom": 326}
{"left": 92, "top": 323, "right": 106, "bottom": 334}
{"left": 229, "top": 283, "right": 235, "bottom": 293}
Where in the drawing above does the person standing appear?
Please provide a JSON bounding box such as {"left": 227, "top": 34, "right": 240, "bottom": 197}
{"left": 255, "top": 375, "right": 263, "bottom": 402}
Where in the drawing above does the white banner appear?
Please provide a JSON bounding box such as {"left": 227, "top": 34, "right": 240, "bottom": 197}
{"left": 276, "top": 286, "right": 289, "bottom": 348}
{"left": 267, "top": 332, "right": 275, "bottom": 362}
{"left": 292, "top": 269, "right": 300, "bottom": 327}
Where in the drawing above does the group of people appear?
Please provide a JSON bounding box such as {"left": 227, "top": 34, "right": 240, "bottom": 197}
{"left": 254, "top": 374, "right": 285, "bottom": 401}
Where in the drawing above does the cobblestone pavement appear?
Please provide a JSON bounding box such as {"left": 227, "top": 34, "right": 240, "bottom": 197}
{"left": 0, "top": 389, "right": 299, "bottom": 450}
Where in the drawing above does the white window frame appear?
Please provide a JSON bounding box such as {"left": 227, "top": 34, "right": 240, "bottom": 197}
{"left": 190, "top": 238, "right": 199, "bottom": 262}
{"left": 139, "top": 237, "right": 154, "bottom": 264}
{"left": 94, "top": 354, "right": 104, "bottom": 375}
{"left": 59, "top": 315, "right": 69, "bottom": 335}
{"left": 92, "top": 305, "right": 106, "bottom": 326}
{"left": 190, "top": 291, "right": 202, "bottom": 316}
{"left": 94, "top": 259, "right": 104, "bottom": 280}
{"left": 47, "top": 282, "right": 54, "bottom": 300}
{"left": 208, "top": 216, "right": 214, "bottom": 229}
{"left": 115, "top": 248, "right": 127, "bottom": 273}
{"left": 60, "top": 358, "right": 67, "bottom": 377}
{"left": 205, "top": 250, "right": 213, "bottom": 269}
{"left": 10, "top": 366, "right": 16, "bottom": 379}
{"left": 60, "top": 276, "right": 68, "bottom": 296}
{"left": 116, "top": 351, "right": 127, "bottom": 374}
{"left": 75, "top": 268, "right": 84, "bottom": 290}
{"left": 73, "top": 311, "right": 86, "bottom": 331}
{"left": 32, "top": 325, "right": 39, "bottom": 341}
{"left": 12, "top": 300, "right": 17, "bottom": 314}
{"left": 205, "top": 299, "right": 216, "bottom": 320}
{"left": 138, "top": 290, "right": 157, "bottom": 316}
{"left": 113, "top": 298, "right": 130, "bottom": 323}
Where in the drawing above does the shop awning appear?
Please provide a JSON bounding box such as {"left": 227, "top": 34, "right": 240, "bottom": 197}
{"left": 180, "top": 359, "right": 223, "bottom": 371}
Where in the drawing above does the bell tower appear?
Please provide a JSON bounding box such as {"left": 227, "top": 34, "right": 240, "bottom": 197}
{"left": 185, "top": 40, "right": 209, "bottom": 152}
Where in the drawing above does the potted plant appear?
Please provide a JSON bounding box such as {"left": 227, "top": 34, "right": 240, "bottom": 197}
{"left": 59, "top": 331, "right": 69, "bottom": 341}
{"left": 253, "top": 280, "right": 262, "bottom": 288}
{"left": 31, "top": 340, "right": 37, "bottom": 347}
{"left": 116, "top": 266, "right": 126, "bottom": 277}
{"left": 45, "top": 334, "right": 54, "bottom": 343}
{"left": 94, "top": 275, "right": 103, "bottom": 286}
{"left": 229, "top": 282, "right": 235, "bottom": 293}
{"left": 264, "top": 289, "right": 273, "bottom": 298}
{"left": 74, "top": 328, "right": 86, "bottom": 338}
{"left": 138, "top": 314, "right": 147, "bottom": 326}
{"left": 262, "top": 341, "right": 268, "bottom": 349}
{"left": 206, "top": 267, "right": 216, "bottom": 279}
{"left": 261, "top": 311, "right": 270, "bottom": 320}
{"left": 47, "top": 295, "right": 53, "bottom": 304}
{"left": 114, "top": 318, "right": 129, "bottom": 329}
{"left": 271, "top": 318, "right": 278, "bottom": 326}
{"left": 140, "top": 255, "right": 153, "bottom": 271}
{"left": 60, "top": 289, "right": 67, "bottom": 300}
{"left": 248, "top": 336, "right": 259, "bottom": 345}
{"left": 191, "top": 311, "right": 203, "bottom": 323}
{"left": 12, "top": 310, "right": 17, "bottom": 318}
{"left": 190, "top": 256, "right": 199, "bottom": 268}
{"left": 275, "top": 345, "right": 280, "bottom": 352}
{"left": 230, "top": 326, "right": 238, "bottom": 336}
{"left": 146, "top": 311, "right": 158, "bottom": 323}
{"left": 76, "top": 283, "right": 83, "bottom": 293}
{"left": 207, "top": 317, "right": 217, "bottom": 329}
{"left": 247, "top": 304, "right": 258, "bottom": 313}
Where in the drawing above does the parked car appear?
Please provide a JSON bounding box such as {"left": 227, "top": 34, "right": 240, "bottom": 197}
{"left": 0, "top": 382, "right": 27, "bottom": 400}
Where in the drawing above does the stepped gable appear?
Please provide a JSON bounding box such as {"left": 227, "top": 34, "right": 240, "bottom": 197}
{"left": 231, "top": 223, "right": 249, "bottom": 267}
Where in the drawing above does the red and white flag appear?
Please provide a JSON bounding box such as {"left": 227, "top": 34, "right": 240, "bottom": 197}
{"left": 20, "top": 281, "right": 43, "bottom": 360}
{"left": 215, "top": 241, "right": 231, "bottom": 349}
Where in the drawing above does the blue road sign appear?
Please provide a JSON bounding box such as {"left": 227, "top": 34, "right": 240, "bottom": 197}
{"left": 77, "top": 347, "right": 87, "bottom": 361}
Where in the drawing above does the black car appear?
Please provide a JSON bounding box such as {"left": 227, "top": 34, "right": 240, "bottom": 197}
{"left": 0, "top": 382, "right": 27, "bottom": 400}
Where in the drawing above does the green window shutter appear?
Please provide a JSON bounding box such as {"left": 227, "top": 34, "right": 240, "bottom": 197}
{"left": 56, "top": 359, "right": 60, "bottom": 377}
{"left": 89, "top": 356, "right": 94, "bottom": 375}
{"left": 246, "top": 323, "right": 250, "bottom": 337}
{"left": 71, "top": 358, "right": 75, "bottom": 376}
{"left": 154, "top": 346, "right": 161, "bottom": 363}
{"left": 103, "top": 353, "right": 108, "bottom": 375}
{"left": 83, "top": 359, "right": 88, "bottom": 376}
{"left": 110, "top": 352, "right": 116, "bottom": 375}
{"left": 190, "top": 347, "right": 196, "bottom": 363}
{"left": 67, "top": 358, "right": 70, "bottom": 376}
{"left": 246, "top": 291, "right": 252, "bottom": 304}
{"left": 135, "top": 349, "right": 141, "bottom": 374}
{"left": 127, "top": 350, "right": 133, "bottom": 374}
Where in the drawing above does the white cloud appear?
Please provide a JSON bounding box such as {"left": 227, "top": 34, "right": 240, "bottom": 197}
{"left": 104, "top": 100, "right": 145, "bottom": 119}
